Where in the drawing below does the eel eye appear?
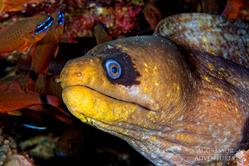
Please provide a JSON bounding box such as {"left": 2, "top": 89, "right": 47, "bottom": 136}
{"left": 34, "top": 15, "right": 54, "bottom": 35}
{"left": 105, "top": 59, "right": 122, "bottom": 80}
{"left": 57, "top": 11, "right": 65, "bottom": 25}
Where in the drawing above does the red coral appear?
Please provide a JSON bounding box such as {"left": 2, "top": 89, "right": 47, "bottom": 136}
{"left": 61, "top": 12, "right": 95, "bottom": 42}
{"left": 114, "top": 5, "right": 141, "bottom": 32}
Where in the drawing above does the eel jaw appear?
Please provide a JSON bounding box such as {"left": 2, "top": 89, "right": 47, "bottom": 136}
{"left": 62, "top": 85, "right": 139, "bottom": 125}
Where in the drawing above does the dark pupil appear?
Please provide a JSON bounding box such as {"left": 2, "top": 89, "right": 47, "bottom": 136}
{"left": 111, "top": 66, "right": 118, "bottom": 74}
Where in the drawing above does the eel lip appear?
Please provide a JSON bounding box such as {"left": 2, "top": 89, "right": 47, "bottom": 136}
{"left": 62, "top": 85, "right": 155, "bottom": 123}
{"left": 62, "top": 84, "right": 155, "bottom": 112}
{"left": 62, "top": 85, "right": 138, "bottom": 123}
{"left": 61, "top": 84, "right": 132, "bottom": 107}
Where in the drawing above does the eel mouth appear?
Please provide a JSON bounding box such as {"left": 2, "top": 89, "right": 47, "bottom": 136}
{"left": 62, "top": 85, "right": 162, "bottom": 141}
{"left": 62, "top": 85, "right": 144, "bottom": 124}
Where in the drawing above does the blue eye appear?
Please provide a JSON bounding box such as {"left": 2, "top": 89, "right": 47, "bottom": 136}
{"left": 105, "top": 59, "right": 122, "bottom": 80}
{"left": 35, "top": 15, "right": 54, "bottom": 34}
{"left": 58, "top": 11, "right": 64, "bottom": 25}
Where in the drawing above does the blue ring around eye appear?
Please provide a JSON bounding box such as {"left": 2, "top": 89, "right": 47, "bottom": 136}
{"left": 105, "top": 59, "right": 122, "bottom": 80}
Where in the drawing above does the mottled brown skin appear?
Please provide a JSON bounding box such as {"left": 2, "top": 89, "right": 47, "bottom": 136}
{"left": 60, "top": 13, "right": 249, "bottom": 165}
{"left": 155, "top": 13, "right": 249, "bottom": 67}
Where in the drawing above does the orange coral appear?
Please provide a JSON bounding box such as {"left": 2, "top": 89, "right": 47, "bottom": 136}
{"left": 0, "top": 0, "right": 44, "bottom": 13}
{"left": 222, "top": 0, "right": 246, "bottom": 19}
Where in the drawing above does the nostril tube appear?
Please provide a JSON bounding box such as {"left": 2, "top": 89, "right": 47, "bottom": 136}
{"left": 75, "top": 72, "right": 83, "bottom": 79}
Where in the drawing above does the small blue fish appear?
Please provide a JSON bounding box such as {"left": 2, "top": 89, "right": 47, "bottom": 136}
{"left": 57, "top": 11, "right": 65, "bottom": 26}
{"left": 34, "top": 15, "right": 54, "bottom": 35}
{"left": 22, "top": 123, "right": 47, "bottom": 130}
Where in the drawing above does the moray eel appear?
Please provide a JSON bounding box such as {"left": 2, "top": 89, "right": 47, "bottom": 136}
{"left": 60, "top": 13, "right": 249, "bottom": 165}
{"left": 0, "top": 13, "right": 54, "bottom": 56}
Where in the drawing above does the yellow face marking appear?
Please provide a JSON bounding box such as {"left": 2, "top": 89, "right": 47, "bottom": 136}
{"left": 204, "top": 75, "right": 211, "bottom": 82}
{"left": 62, "top": 86, "right": 138, "bottom": 124}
